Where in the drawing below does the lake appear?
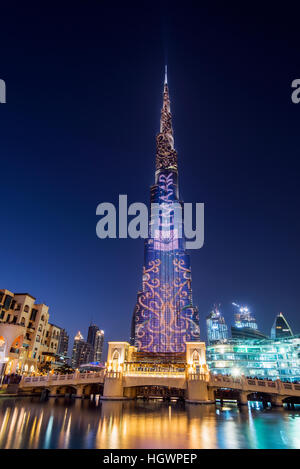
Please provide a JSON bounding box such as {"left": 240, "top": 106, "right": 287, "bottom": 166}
{"left": 0, "top": 397, "right": 299, "bottom": 449}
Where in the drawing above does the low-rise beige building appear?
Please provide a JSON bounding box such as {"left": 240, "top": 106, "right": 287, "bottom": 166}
{"left": 0, "top": 288, "right": 65, "bottom": 377}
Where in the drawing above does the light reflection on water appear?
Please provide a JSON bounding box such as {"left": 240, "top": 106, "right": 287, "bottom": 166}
{"left": 0, "top": 397, "right": 299, "bottom": 449}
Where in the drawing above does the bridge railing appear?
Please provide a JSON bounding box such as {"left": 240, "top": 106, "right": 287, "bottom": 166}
{"left": 123, "top": 370, "right": 186, "bottom": 377}
{"left": 21, "top": 371, "right": 105, "bottom": 385}
{"left": 209, "top": 374, "right": 300, "bottom": 396}
{"left": 210, "top": 375, "right": 242, "bottom": 386}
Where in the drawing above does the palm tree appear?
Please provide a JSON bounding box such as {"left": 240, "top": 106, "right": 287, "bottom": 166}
{"left": 54, "top": 363, "right": 75, "bottom": 375}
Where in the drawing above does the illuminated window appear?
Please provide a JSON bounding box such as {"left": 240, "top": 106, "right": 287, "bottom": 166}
{"left": 192, "top": 350, "right": 200, "bottom": 364}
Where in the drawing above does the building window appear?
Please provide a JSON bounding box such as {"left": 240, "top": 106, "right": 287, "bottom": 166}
{"left": 30, "top": 309, "right": 38, "bottom": 321}
{"left": 3, "top": 295, "right": 13, "bottom": 310}
{"left": 192, "top": 350, "right": 200, "bottom": 364}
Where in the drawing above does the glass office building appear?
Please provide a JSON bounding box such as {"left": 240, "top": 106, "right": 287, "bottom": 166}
{"left": 207, "top": 335, "right": 300, "bottom": 382}
{"left": 271, "top": 312, "right": 293, "bottom": 339}
{"left": 233, "top": 303, "right": 258, "bottom": 330}
{"left": 87, "top": 324, "right": 104, "bottom": 362}
{"left": 206, "top": 305, "right": 228, "bottom": 345}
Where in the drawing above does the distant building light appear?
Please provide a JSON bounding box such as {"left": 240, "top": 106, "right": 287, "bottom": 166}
{"left": 74, "top": 331, "right": 84, "bottom": 341}
{"left": 232, "top": 368, "right": 240, "bottom": 377}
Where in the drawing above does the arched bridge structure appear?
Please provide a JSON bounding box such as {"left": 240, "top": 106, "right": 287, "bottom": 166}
{"left": 20, "top": 371, "right": 105, "bottom": 397}
{"left": 19, "top": 370, "right": 300, "bottom": 406}
{"left": 209, "top": 374, "right": 300, "bottom": 406}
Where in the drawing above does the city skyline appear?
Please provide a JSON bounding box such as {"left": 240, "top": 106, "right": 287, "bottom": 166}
{"left": 1, "top": 3, "right": 300, "bottom": 350}
{"left": 1, "top": 2, "right": 300, "bottom": 453}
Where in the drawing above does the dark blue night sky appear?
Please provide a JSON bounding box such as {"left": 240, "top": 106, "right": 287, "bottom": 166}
{"left": 1, "top": 2, "right": 300, "bottom": 352}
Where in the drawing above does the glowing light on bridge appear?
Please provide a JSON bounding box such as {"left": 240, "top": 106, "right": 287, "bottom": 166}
{"left": 232, "top": 368, "right": 240, "bottom": 377}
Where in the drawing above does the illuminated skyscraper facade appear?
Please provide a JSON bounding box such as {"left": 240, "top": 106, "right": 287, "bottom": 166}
{"left": 71, "top": 331, "right": 93, "bottom": 368}
{"left": 233, "top": 303, "right": 258, "bottom": 330}
{"left": 131, "top": 69, "right": 200, "bottom": 353}
{"left": 206, "top": 305, "right": 228, "bottom": 345}
{"left": 207, "top": 335, "right": 300, "bottom": 382}
{"left": 87, "top": 324, "right": 104, "bottom": 362}
{"left": 58, "top": 328, "right": 69, "bottom": 357}
{"left": 271, "top": 312, "right": 293, "bottom": 339}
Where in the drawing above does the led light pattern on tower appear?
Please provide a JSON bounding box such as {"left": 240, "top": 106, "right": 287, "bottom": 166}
{"left": 131, "top": 70, "right": 200, "bottom": 353}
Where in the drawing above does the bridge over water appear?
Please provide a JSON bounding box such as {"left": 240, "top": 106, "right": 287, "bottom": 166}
{"left": 19, "top": 370, "right": 300, "bottom": 407}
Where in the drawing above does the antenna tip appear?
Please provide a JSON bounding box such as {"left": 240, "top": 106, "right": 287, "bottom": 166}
{"left": 164, "top": 65, "right": 168, "bottom": 84}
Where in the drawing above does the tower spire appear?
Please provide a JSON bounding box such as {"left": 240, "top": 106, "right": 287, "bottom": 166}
{"left": 155, "top": 66, "right": 178, "bottom": 172}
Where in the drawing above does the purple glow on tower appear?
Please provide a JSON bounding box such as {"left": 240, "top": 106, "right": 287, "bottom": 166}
{"left": 130, "top": 70, "right": 200, "bottom": 353}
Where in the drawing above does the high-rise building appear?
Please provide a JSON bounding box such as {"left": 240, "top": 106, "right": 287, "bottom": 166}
{"left": 94, "top": 329, "right": 104, "bottom": 362}
{"left": 87, "top": 324, "right": 104, "bottom": 362}
{"left": 0, "top": 288, "right": 63, "bottom": 376}
{"left": 71, "top": 331, "right": 93, "bottom": 368}
{"left": 271, "top": 312, "right": 293, "bottom": 339}
{"left": 206, "top": 305, "right": 228, "bottom": 345}
{"left": 58, "top": 328, "right": 69, "bottom": 357}
{"left": 207, "top": 334, "right": 300, "bottom": 382}
{"left": 232, "top": 303, "right": 258, "bottom": 330}
{"left": 87, "top": 324, "right": 99, "bottom": 347}
{"left": 131, "top": 68, "right": 200, "bottom": 354}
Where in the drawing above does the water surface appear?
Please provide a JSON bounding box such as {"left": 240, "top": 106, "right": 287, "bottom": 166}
{"left": 0, "top": 397, "right": 299, "bottom": 449}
